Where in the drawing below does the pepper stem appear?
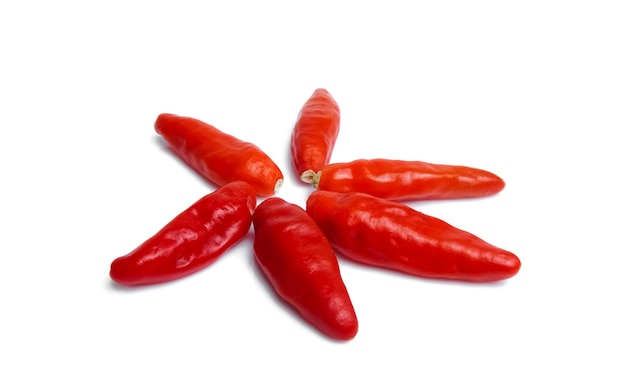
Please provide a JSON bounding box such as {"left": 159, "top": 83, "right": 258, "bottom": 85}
{"left": 300, "top": 170, "right": 321, "bottom": 188}
{"left": 274, "top": 179, "right": 284, "bottom": 194}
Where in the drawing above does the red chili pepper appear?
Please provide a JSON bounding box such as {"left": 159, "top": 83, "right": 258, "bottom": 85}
{"left": 155, "top": 113, "right": 284, "bottom": 196}
{"left": 311, "top": 158, "right": 505, "bottom": 201}
{"left": 110, "top": 181, "right": 256, "bottom": 286}
{"left": 252, "top": 197, "right": 358, "bottom": 341}
{"left": 290, "top": 88, "right": 341, "bottom": 184}
{"left": 306, "top": 190, "right": 521, "bottom": 283}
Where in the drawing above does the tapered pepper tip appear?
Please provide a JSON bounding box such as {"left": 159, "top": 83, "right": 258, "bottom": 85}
{"left": 154, "top": 113, "right": 180, "bottom": 135}
{"left": 109, "top": 257, "right": 138, "bottom": 287}
{"left": 313, "top": 88, "right": 330, "bottom": 95}
{"left": 506, "top": 252, "right": 522, "bottom": 278}
{"left": 330, "top": 319, "right": 359, "bottom": 341}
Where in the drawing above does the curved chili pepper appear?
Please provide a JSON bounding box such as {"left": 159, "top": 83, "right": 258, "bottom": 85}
{"left": 110, "top": 181, "right": 256, "bottom": 286}
{"left": 155, "top": 113, "right": 284, "bottom": 196}
{"left": 290, "top": 88, "right": 340, "bottom": 184}
{"left": 252, "top": 197, "right": 358, "bottom": 341}
{"left": 306, "top": 190, "right": 521, "bottom": 283}
{"left": 312, "top": 158, "right": 505, "bottom": 201}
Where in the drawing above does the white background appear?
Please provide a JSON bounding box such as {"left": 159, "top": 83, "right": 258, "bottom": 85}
{"left": 1, "top": 1, "right": 625, "bottom": 382}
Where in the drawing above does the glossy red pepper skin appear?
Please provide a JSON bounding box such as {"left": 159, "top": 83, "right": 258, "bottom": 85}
{"left": 110, "top": 181, "right": 256, "bottom": 286}
{"left": 252, "top": 197, "right": 358, "bottom": 341}
{"left": 306, "top": 190, "right": 521, "bottom": 283}
{"left": 290, "top": 88, "right": 340, "bottom": 184}
{"left": 313, "top": 158, "right": 505, "bottom": 201}
{"left": 155, "top": 113, "right": 284, "bottom": 196}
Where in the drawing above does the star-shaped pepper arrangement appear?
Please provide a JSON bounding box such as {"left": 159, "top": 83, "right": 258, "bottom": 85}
{"left": 110, "top": 88, "right": 521, "bottom": 341}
